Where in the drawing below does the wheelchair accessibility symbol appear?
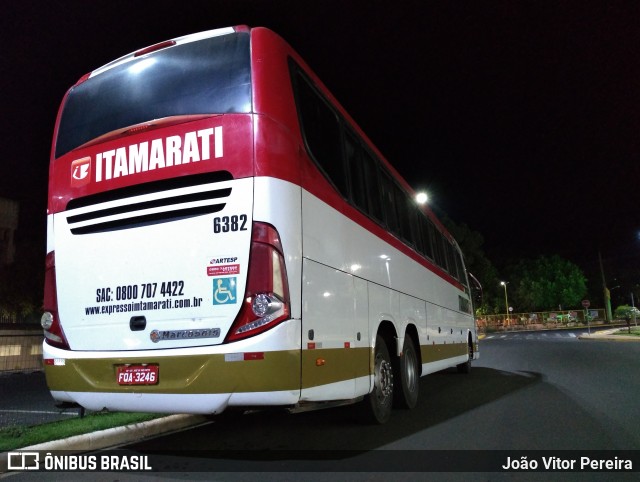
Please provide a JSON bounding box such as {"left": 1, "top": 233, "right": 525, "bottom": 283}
{"left": 213, "top": 277, "right": 237, "bottom": 305}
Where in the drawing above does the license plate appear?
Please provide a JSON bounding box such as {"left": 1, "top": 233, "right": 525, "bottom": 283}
{"left": 116, "top": 365, "right": 159, "bottom": 385}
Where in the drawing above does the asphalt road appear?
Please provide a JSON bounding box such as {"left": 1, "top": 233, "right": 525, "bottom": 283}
{"left": 128, "top": 328, "right": 640, "bottom": 446}
{"left": 120, "top": 329, "right": 640, "bottom": 479}
{"left": 0, "top": 372, "right": 80, "bottom": 428}
{"left": 3, "top": 328, "right": 639, "bottom": 481}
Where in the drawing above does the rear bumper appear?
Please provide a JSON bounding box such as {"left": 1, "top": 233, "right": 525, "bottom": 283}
{"left": 49, "top": 389, "right": 300, "bottom": 414}
{"left": 43, "top": 319, "right": 301, "bottom": 414}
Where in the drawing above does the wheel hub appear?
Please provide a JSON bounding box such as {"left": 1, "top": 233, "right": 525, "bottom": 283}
{"left": 377, "top": 358, "right": 393, "bottom": 398}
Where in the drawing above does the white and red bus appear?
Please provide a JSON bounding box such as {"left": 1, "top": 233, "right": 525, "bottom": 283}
{"left": 42, "top": 25, "right": 478, "bottom": 423}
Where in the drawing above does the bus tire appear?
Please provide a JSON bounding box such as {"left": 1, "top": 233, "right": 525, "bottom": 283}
{"left": 457, "top": 339, "right": 473, "bottom": 374}
{"left": 394, "top": 336, "right": 419, "bottom": 409}
{"left": 363, "top": 335, "right": 394, "bottom": 424}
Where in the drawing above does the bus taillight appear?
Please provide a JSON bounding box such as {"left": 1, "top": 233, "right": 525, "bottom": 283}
{"left": 225, "top": 222, "right": 291, "bottom": 342}
{"left": 42, "top": 251, "right": 70, "bottom": 350}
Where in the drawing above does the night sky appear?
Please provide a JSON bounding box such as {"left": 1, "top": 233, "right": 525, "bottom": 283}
{"left": 2, "top": 1, "right": 639, "bottom": 291}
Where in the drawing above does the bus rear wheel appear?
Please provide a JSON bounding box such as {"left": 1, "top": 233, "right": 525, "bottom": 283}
{"left": 394, "top": 336, "right": 419, "bottom": 409}
{"left": 363, "top": 335, "right": 393, "bottom": 424}
{"left": 457, "top": 339, "right": 473, "bottom": 374}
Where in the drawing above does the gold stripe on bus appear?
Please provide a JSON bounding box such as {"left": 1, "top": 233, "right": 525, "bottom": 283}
{"left": 44, "top": 343, "right": 470, "bottom": 395}
{"left": 420, "top": 343, "right": 468, "bottom": 363}
{"left": 301, "top": 347, "right": 370, "bottom": 388}
{"left": 44, "top": 350, "right": 300, "bottom": 394}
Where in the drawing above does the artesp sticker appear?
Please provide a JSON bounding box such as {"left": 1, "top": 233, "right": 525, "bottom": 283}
{"left": 207, "top": 264, "right": 240, "bottom": 276}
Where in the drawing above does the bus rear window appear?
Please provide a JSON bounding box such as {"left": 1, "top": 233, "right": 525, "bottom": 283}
{"left": 55, "top": 32, "right": 251, "bottom": 159}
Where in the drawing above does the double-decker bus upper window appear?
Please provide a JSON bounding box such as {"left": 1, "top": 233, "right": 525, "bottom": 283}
{"left": 294, "top": 71, "right": 347, "bottom": 198}
{"left": 55, "top": 32, "right": 252, "bottom": 159}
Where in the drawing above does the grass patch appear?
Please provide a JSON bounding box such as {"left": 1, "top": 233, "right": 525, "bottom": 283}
{"left": 615, "top": 327, "right": 640, "bottom": 337}
{"left": 0, "top": 411, "right": 161, "bottom": 452}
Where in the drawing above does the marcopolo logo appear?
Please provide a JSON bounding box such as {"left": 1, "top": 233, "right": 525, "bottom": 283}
{"left": 70, "top": 157, "right": 91, "bottom": 187}
{"left": 150, "top": 328, "right": 221, "bottom": 343}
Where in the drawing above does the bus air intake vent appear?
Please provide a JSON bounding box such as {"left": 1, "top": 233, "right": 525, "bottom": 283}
{"left": 66, "top": 185, "right": 231, "bottom": 235}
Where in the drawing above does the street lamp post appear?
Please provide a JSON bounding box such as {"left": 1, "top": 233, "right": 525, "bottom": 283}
{"left": 500, "top": 281, "right": 509, "bottom": 326}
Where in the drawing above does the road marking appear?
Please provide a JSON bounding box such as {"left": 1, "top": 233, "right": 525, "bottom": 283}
{"left": 481, "top": 331, "right": 591, "bottom": 342}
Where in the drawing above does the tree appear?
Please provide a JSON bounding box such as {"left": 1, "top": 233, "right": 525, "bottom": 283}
{"left": 509, "top": 255, "right": 587, "bottom": 311}
{"left": 614, "top": 304, "right": 639, "bottom": 321}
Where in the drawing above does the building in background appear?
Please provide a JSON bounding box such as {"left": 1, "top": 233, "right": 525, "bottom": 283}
{"left": 0, "top": 198, "right": 19, "bottom": 265}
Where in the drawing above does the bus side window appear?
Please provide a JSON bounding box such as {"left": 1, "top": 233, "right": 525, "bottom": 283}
{"left": 345, "top": 131, "right": 368, "bottom": 214}
{"left": 380, "top": 171, "right": 399, "bottom": 236}
{"left": 416, "top": 215, "right": 434, "bottom": 260}
{"left": 429, "top": 222, "right": 446, "bottom": 270}
{"left": 362, "top": 150, "right": 384, "bottom": 223}
{"left": 344, "top": 127, "right": 385, "bottom": 225}
{"left": 434, "top": 234, "right": 445, "bottom": 272}
{"left": 294, "top": 70, "right": 348, "bottom": 198}
{"left": 468, "top": 272, "right": 483, "bottom": 306}
{"left": 454, "top": 249, "right": 466, "bottom": 283}
{"left": 444, "top": 241, "right": 458, "bottom": 279}
{"left": 407, "top": 202, "right": 422, "bottom": 253}
{"left": 394, "top": 184, "right": 414, "bottom": 247}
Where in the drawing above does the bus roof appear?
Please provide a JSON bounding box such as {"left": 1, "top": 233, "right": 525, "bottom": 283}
{"left": 86, "top": 26, "right": 245, "bottom": 80}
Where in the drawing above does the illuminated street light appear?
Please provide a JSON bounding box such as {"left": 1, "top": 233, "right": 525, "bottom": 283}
{"left": 500, "top": 281, "right": 510, "bottom": 325}
{"left": 416, "top": 192, "right": 428, "bottom": 205}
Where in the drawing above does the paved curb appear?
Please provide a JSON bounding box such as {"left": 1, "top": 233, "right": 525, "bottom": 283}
{"left": 0, "top": 413, "right": 208, "bottom": 473}
{"left": 578, "top": 327, "right": 640, "bottom": 342}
